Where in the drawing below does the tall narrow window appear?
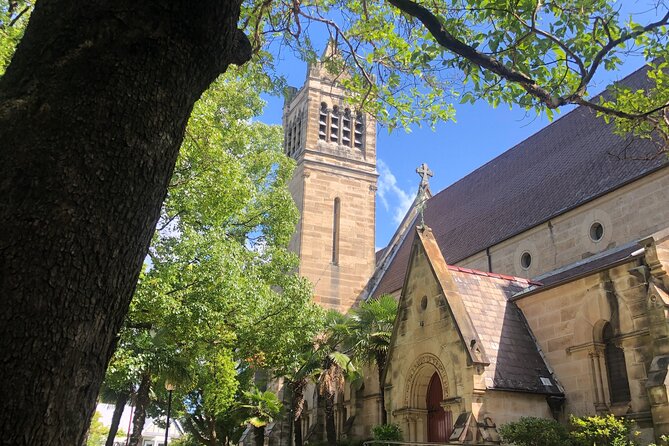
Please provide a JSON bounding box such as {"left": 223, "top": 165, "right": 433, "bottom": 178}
{"left": 284, "top": 127, "right": 290, "bottom": 155}
{"left": 296, "top": 112, "right": 302, "bottom": 153}
{"left": 330, "top": 106, "right": 339, "bottom": 143}
{"left": 603, "top": 322, "right": 631, "bottom": 403}
{"left": 319, "top": 103, "right": 328, "bottom": 140}
{"left": 332, "top": 198, "right": 341, "bottom": 265}
{"left": 285, "top": 124, "right": 293, "bottom": 157}
{"left": 291, "top": 121, "right": 298, "bottom": 155}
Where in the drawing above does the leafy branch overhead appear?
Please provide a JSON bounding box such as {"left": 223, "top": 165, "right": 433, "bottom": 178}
{"left": 245, "top": 0, "right": 669, "bottom": 142}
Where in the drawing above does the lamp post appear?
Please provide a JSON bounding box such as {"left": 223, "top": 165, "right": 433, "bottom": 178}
{"left": 164, "top": 381, "right": 176, "bottom": 446}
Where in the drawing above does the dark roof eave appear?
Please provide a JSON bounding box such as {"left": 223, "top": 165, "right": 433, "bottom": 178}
{"left": 487, "top": 386, "right": 565, "bottom": 397}
{"left": 510, "top": 254, "right": 643, "bottom": 301}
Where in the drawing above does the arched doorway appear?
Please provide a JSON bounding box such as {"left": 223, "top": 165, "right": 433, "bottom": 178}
{"left": 426, "top": 372, "right": 452, "bottom": 442}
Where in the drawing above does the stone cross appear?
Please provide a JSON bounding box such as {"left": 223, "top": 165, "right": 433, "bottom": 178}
{"left": 416, "top": 163, "right": 433, "bottom": 190}
{"left": 415, "top": 163, "right": 432, "bottom": 226}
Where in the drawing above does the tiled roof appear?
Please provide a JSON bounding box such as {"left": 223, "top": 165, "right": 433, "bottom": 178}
{"left": 372, "top": 64, "right": 666, "bottom": 298}
{"left": 449, "top": 270, "right": 561, "bottom": 394}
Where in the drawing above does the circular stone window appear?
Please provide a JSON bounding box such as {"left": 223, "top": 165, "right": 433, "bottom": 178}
{"left": 590, "top": 222, "right": 604, "bottom": 242}
{"left": 420, "top": 295, "right": 428, "bottom": 311}
{"left": 520, "top": 252, "right": 532, "bottom": 270}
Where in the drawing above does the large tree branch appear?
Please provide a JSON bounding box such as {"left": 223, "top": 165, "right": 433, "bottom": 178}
{"left": 386, "top": 0, "right": 562, "bottom": 107}
{"left": 581, "top": 9, "right": 669, "bottom": 90}
{"left": 386, "top": 0, "right": 669, "bottom": 141}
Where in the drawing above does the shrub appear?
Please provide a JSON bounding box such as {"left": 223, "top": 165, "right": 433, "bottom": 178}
{"left": 498, "top": 416, "right": 570, "bottom": 446}
{"left": 372, "top": 423, "right": 403, "bottom": 446}
{"left": 569, "top": 414, "right": 635, "bottom": 446}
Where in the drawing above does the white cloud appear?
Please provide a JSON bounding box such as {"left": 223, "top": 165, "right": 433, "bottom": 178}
{"left": 377, "top": 159, "right": 415, "bottom": 225}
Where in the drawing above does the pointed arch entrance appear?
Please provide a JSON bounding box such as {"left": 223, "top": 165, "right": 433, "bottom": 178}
{"left": 427, "top": 372, "right": 452, "bottom": 442}
{"left": 402, "top": 354, "right": 453, "bottom": 443}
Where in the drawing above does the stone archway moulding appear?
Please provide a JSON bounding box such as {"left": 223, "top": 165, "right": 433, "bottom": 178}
{"left": 404, "top": 353, "right": 449, "bottom": 407}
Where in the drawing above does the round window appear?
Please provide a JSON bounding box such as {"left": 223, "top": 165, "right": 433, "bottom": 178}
{"left": 590, "top": 222, "right": 604, "bottom": 242}
{"left": 520, "top": 252, "right": 532, "bottom": 270}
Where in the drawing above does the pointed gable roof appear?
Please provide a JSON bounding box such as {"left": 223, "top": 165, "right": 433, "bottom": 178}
{"left": 372, "top": 63, "right": 667, "bottom": 298}
{"left": 385, "top": 226, "right": 562, "bottom": 395}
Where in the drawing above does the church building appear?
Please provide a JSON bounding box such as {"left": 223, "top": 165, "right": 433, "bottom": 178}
{"left": 282, "top": 55, "right": 669, "bottom": 444}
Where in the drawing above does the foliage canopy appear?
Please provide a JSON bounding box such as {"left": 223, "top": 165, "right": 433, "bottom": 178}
{"left": 244, "top": 0, "right": 668, "bottom": 143}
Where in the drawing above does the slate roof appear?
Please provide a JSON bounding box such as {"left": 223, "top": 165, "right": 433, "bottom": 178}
{"left": 449, "top": 269, "right": 561, "bottom": 394}
{"left": 372, "top": 64, "right": 667, "bottom": 298}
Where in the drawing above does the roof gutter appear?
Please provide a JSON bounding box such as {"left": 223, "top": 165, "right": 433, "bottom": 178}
{"left": 510, "top": 252, "right": 644, "bottom": 301}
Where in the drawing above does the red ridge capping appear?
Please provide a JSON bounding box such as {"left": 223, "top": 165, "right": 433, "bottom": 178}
{"left": 447, "top": 265, "right": 543, "bottom": 286}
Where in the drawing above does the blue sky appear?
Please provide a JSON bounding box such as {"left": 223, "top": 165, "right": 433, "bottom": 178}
{"left": 258, "top": 47, "right": 648, "bottom": 250}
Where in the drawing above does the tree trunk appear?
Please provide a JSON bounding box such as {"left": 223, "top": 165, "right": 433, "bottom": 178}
{"left": 106, "top": 390, "right": 130, "bottom": 446}
{"left": 324, "top": 390, "right": 337, "bottom": 446}
{"left": 254, "top": 426, "right": 265, "bottom": 446}
{"left": 0, "top": 1, "right": 250, "bottom": 445}
{"left": 128, "top": 374, "right": 151, "bottom": 446}
{"left": 376, "top": 353, "right": 387, "bottom": 425}
{"left": 294, "top": 416, "right": 303, "bottom": 446}
{"left": 291, "top": 378, "right": 306, "bottom": 446}
{"left": 208, "top": 412, "right": 218, "bottom": 446}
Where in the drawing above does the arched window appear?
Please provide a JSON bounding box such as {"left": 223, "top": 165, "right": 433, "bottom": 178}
{"left": 319, "top": 103, "right": 328, "bottom": 140}
{"left": 603, "top": 322, "right": 631, "bottom": 403}
{"left": 332, "top": 198, "right": 341, "bottom": 265}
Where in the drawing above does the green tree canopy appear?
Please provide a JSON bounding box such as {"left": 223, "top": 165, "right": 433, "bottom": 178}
{"left": 347, "top": 294, "right": 398, "bottom": 424}
{"left": 246, "top": 0, "right": 668, "bottom": 142}
{"left": 105, "top": 69, "right": 324, "bottom": 445}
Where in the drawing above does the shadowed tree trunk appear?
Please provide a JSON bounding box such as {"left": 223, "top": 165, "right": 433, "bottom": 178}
{"left": 254, "top": 426, "right": 265, "bottom": 446}
{"left": 376, "top": 351, "right": 388, "bottom": 425}
{"left": 128, "top": 374, "right": 151, "bottom": 446}
{"left": 323, "top": 390, "right": 337, "bottom": 446}
{"left": 291, "top": 378, "right": 307, "bottom": 446}
{"left": 0, "top": 1, "right": 251, "bottom": 445}
{"left": 294, "top": 415, "right": 303, "bottom": 446}
{"left": 105, "top": 390, "right": 130, "bottom": 446}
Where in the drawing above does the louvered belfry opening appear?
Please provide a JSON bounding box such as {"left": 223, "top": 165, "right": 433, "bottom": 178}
{"left": 319, "top": 102, "right": 328, "bottom": 140}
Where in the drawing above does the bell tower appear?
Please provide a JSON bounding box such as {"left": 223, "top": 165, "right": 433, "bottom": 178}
{"left": 284, "top": 50, "right": 377, "bottom": 312}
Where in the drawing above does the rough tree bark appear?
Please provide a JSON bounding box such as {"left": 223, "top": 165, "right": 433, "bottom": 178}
{"left": 0, "top": 1, "right": 251, "bottom": 445}
{"left": 105, "top": 390, "right": 130, "bottom": 446}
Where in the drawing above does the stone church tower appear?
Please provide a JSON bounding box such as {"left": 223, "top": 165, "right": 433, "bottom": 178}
{"left": 283, "top": 52, "right": 377, "bottom": 312}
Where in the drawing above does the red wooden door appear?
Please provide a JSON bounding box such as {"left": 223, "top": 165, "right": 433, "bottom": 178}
{"left": 426, "top": 372, "right": 452, "bottom": 443}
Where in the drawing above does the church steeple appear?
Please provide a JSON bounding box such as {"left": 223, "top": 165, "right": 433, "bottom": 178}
{"left": 284, "top": 52, "right": 378, "bottom": 312}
